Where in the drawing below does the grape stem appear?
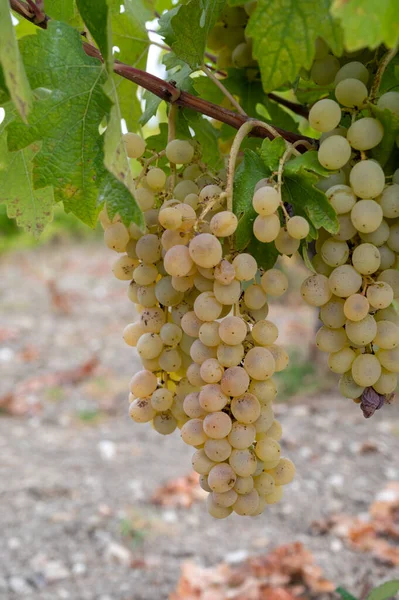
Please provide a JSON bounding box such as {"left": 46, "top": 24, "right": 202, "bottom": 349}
{"left": 135, "top": 150, "right": 166, "bottom": 187}
{"left": 201, "top": 64, "right": 247, "bottom": 117}
{"left": 167, "top": 105, "right": 178, "bottom": 191}
{"left": 369, "top": 45, "right": 398, "bottom": 102}
{"left": 225, "top": 120, "right": 287, "bottom": 212}
{"left": 10, "top": 0, "right": 315, "bottom": 149}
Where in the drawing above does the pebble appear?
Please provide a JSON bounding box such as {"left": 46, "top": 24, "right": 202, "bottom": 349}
{"left": 9, "top": 576, "right": 32, "bottom": 594}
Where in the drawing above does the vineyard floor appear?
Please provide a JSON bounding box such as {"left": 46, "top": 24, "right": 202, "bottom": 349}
{"left": 1, "top": 241, "right": 398, "bottom": 600}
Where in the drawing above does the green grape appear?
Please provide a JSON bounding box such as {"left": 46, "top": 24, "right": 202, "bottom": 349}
{"left": 378, "top": 269, "right": 399, "bottom": 298}
{"left": 260, "top": 268, "right": 288, "bottom": 296}
{"left": 301, "top": 274, "right": 332, "bottom": 306}
{"left": 335, "top": 78, "right": 368, "bottom": 108}
{"left": 318, "top": 136, "right": 352, "bottom": 170}
{"left": 286, "top": 216, "right": 310, "bottom": 239}
{"left": 379, "top": 184, "right": 399, "bottom": 219}
{"left": 328, "top": 347, "right": 356, "bottom": 374}
{"left": 333, "top": 214, "right": 357, "bottom": 242}
{"left": 315, "top": 325, "right": 348, "bottom": 352}
{"left": 359, "top": 220, "right": 389, "bottom": 247}
{"left": 349, "top": 160, "right": 385, "bottom": 199}
{"left": 146, "top": 167, "right": 166, "bottom": 191}
{"left": 344, "top": 294, "right": 370, "bottom": 322}
{"left": 377, "top": 91, "right": 399, "bottom": 118}
{"left": 347, "top": 118, "right": 384, "bottom": 151}
{"left": 123, "top": 132, "right": 146, "bottom": 159}
{"left": 165, "top": 139, "right": 194, "bottom": 164}
{"left": 321, "top": 238, "right": 349, "bottom": 267}
{"left": 334, "top": 61, "right": 369, "bottom": 85}
{"left": 373, "top": 369, "right": 398, "bottom": 394}
{"left": 232, "top": 42, "right": 255, "bottom": 67}
{"left": 253, "top": 214, "right": 280, "bottom": 243}
{"left": 252, "top": 185, "right": 281, "bottom": 215}
{"left": 374, "top": 320, "right": 399, "bottom": 349}
{"left": 346, "top": 314, "right": 377, "bottom": 346}
{"left": 351, "top": 200, "right": 383, "bottom": 233}
{"left": 274, "top": 228, "right": 300, "bottom": 255}
{"left": 366, "top": 281, "right": 394, "bottom": 309}
{"left": 351, "top": 243, "right": 380, "bottom": 275}
{"left": 309, "top": 99, "right": 341, "bottom": 132}
{"left": 104, "top": 222, "right": 130, "bottom": 253}
{"left": 351, "top": 353, "right": 381, "bottom": 386}
{"left": 311, "top": 55, "right": 340, "bottom": 86}
{"left": 326, "top": 185, "right": 356, "bottom": 215}
{"left": 338, "top": 371, "right": 365, "bottom": 399}
{"left": 320, "top": 296, "right": 346, "bottom": 328}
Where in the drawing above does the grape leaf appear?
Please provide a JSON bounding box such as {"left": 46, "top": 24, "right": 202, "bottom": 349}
{"left": 76, "top": 0, "right": 113, "bottom": 71}
{"left": 331, "top": 0, "right": 399, "bottom": 50}
{"left": 45, "top": 0, "right": 77, "bottom": 22}
{"left": 282, "top": 152, "right": 339, "bottom": 237}
{"left": 109, "top": 0, "right": 150, "bottom": 66}
{"left": 113, "top": 75, "right": 142, "bottom": 133}
{"left": 98, "top": 171, "right": 143, "bottom": 227}
{"left": 336, "top": 588, "right": 358, "bottom": 600}
{"left": 171, "top": 0, "right": 226, "bottom": 68}
{"left": 158, "top": 7, "right": 179, "bottom": 46}
{"left": 370, "top": 104, "right": 399, "bottom": 168}
{"left": 7, "top": 21, "right": 111, "bottom": 227}
{"left": 247, "top": 0, "right": 343, "bottom": 92}
{"left": 367, "top": 581, "right": 399, "bottom": 600}
{"left": 260, "top": 137, "right": 286, "bottom": 172}
{"left": 233, "top": 149, "right": 271, "bottom": 250}
{"left": 141, "top": 57, "right": 194, "bottom": 126}
{"left": 0, "top": 135, "right": 54, "bottom": 237}
{"left": 103, "top": 77, "right": 144, "bottom": 228}
{"left": 0, "top": 0, "right": 32, "bottom": 122}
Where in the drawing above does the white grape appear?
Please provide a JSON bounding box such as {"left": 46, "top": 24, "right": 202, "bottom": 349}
{"left": 318, "top": 136, "right": 351, "bottom": 170}
{"left": 335, "top": 78, "right": 368, "bottom": 108}
{"left": 165, "top": 139, "right": 194, "bottom": 164}
{"left": 351, "top": 200, "right": 383, "bottom": 233}
{"left": 309, "top": 99, "right": 341, "bottom": 133}
{"left": 123, "top": 132, "right": 146, "bottom": 159}
{"left": 349, "top": 161, "right": 385, "bottom": 199}
{"left": 347, "top": 118, "right": 384, "bottom": 151}
{"left": 377, "top": 91, "right": 399, "bottom": 118}
{"left": 334, "top": 61, "right": 369, "bottom": 85}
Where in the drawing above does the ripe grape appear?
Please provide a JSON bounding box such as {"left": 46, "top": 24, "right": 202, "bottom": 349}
{"left": 352, "top": 353, "right": 381, "bottom": 386}
{"left": 286, "top": 216, "right": 310, "bottom": 240}
{"left": 165, "top": 139, "right": 194, "bottom": 164}
{"left": 377, "top": 91, "right": 399, "bottom": 117}
{"left": 252, "top": 186, "right": 281, "bottom": 215}
{"left": 335, "top": 78, "right": 368, "bottom": 108}
{"left": 334, "top": 61, "right": 369, "bottom": 85}
{"left": 349, "top": 161, "right": 385, "bottom": 199}
{"left": 301, "top": 274, "right": 332, "bottom": 306}
{"left": 123, "top": 132, "right": 146, "bottom": 158}
{"left": 351, "top": 243, "right": 380, "bottom": 275}
{"left": 347, "top": 118, "right": 384, "bottom": 151}
{"left": 318, "top": 136, "right": 351, "bottom": 170}
{"left": 326, "top": 185, "right": 356, "bottom": 215}
{"left": 309, "top": 99, "right": 341, "bottom": 132}
{"left": 253, "top": 213, "right": 280, "bottom": 243}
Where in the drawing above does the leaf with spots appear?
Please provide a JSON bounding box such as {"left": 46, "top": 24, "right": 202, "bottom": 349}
{"left": 247, "top": 0, "right": 343, "bottom": 92}
{"left": 0, "top": 134, "right": 54, "bottom": 237}
{"left": 0, "top": 0, "right": 32, "bottom": 122}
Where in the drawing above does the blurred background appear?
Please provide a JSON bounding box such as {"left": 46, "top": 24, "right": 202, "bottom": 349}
{"left": 1, "top": 216, "right": 399, "bottom": 600}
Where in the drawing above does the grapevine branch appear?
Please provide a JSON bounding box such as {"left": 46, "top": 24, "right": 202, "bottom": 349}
{"left": 9, "top": 0, "right": 315, "bottom": 148}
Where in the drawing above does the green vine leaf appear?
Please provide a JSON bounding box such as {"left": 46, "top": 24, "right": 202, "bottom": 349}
{"left": 233, "top": 149, "right": 271, "bottom": 250}
{"left": 103, "top": 77, "right": 144, "bottom": 229}
{"left": 0, "top": 135, "right": 54, "bottom": 237}
{"left": 247, "top": 0, "right": 343, "bottom": 92}
{"left": 7, "top": 21, "right": 111, "bottom": 227}
{"left": 98, "top": 171, "right": 144, "bottom": 228}
{"left": 260, "top": 137, "right": 286, "bottom": 172}
{"left": 336, "top": 587, "right": 358, "bottom": 600}
{"left": 76, "top": 0, "right": 113, "bottom": 71}
{"left": 331, "top": 0, "right": 399, "bottom": 51}
{"left": 282, "top": 151, "right": 339, "bottom": 237}
{"left": 0, "top": 0, "right": 32, "bottom": 122}
{"left": 367, "top": 580, "right": 399, "bottom": 600}
{"left": 370, "top": 104, "right": 399, "bottom": 168}
{"left": 171, "top": 0, "right": 226, "bottom": 68}
{"left": 45, "top": 0, "right": 78, "bottom": 23}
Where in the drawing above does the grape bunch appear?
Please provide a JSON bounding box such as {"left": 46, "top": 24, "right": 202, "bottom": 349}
{"left": 301, "top": 65, "right": 399, "bottom": 412}
{"left": 100, "top": 133, "right": 296, "bottom": 518}
{"left": 207, "top": 4, "right": 257, "bottom": 71}
{"left": 252, "top": 181, "right": 310, "bottom": 252}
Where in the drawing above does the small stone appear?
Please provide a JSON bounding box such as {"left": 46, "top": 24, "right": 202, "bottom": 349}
{"left": 9, "top": 577, "right": 32, "bottom": 594}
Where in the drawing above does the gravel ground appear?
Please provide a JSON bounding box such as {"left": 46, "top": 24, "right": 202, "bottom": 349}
{"left": 1, "top": 241, "right": 399, "bottom": 600}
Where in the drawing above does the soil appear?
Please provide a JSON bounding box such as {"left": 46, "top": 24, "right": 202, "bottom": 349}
{"left": 1, "top": 241, "right": 398, "bottom": 600}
